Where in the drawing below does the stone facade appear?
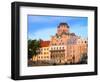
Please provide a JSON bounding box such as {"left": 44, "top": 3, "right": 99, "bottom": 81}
{"left": 32, "top": 22, "right": 88, "bottom": 64}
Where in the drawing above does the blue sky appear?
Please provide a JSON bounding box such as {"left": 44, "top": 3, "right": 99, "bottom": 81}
{"left": 28, "top": 15, "right": 88, "bottom": 40}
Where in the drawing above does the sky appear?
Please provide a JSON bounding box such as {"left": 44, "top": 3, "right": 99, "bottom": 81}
{"left": 28, "top": 15, "right": 88, "bottom": 40}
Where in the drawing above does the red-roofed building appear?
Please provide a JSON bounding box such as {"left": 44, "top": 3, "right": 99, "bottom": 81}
{"left": 32, "top": 40, "right": 51, "bottom": 61}
{"left": 40, "top": 40, "right": 50, "bottom": 47}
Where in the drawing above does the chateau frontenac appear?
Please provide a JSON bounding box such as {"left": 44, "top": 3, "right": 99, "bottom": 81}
{"left": 32, "top": 23, "right": 88, "bottom": 64}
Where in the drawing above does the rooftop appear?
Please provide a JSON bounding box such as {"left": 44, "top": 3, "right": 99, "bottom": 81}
{"left": 58, "top": 22, "right": 69, "bottom": 28}
{"left": 40, "top": 40, "right": 50, "bottom": 47}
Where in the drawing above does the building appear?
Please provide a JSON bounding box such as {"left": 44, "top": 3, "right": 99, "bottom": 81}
{"left": 32, "top": 22, "right": 88, "bottom": 64}
{"left": 50, "top": 23, "right": 87, "bottom": 64}
{"left": 32, "top": 41, "right": 50, "bottom": 61}
{"left": 49, "top": 45, "right": 66, "bottom": 64}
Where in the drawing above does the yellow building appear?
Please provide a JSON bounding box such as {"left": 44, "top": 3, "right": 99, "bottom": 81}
{"left": 37, "top": 47, "right": 50, "bottom": 61}
{"left": 32, "top": 22, "right": 88, "bottom": 64}
{"left": 32, "top": 41, "right": 50, "bottom": 61}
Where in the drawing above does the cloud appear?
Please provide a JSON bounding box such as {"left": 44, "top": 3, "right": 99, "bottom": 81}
{"left": 28, "top": 25, "right": 88, "bottom": 40}
{"left": 28, "top": 15, "right": 85, "bottom": 25}
{"left": 28, "top": 27, "right": 56, "bottom": 40}
{"left": 28, "top": 15, "right": 52, "bottom": 23}
{"left": 28, "top": 25, "right": 88, "bottom": 41}
{"left": 70, "top": 25, "right": 88, "bottom": 38}
{"left": 28, "top": 15, "right": 88, "bottom": 40}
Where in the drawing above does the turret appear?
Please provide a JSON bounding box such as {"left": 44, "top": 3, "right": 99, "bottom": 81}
{"left": 57, "top": 22, "right": 69, "bottom": 35}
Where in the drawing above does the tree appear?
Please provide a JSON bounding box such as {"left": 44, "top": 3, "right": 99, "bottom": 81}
{"left": 28, "top": 39, "right": 40, "bottom": 59}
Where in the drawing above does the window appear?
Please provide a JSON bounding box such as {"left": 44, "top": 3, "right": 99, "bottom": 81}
{"left": 61, "top": 39, "right": 62, "bottom": 42}
{"left": 53, "top": 47, "right": 55, "bottom": 50}
{"left": 47, "top": 48, "right": 49, "bottom": 50}
{"left": 62, "top": 43, "right": 64, "bottom": 45}
{"left": 57, "top": 47, "right": 58, "bottom": 50}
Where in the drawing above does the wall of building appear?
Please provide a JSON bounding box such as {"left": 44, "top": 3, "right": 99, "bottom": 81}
{"left": 32, "top": 23, "right": 88, "bottom": 64}
{"left": 32, "top": 47, "right": 50, "bottom": 61}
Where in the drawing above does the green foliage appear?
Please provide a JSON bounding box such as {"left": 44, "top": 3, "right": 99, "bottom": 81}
{"left": 28, "top": 39, "right": 41, "bottom": 59}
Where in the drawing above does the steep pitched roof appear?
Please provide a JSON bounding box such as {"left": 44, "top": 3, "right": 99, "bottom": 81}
{"left": 40, "top": 40, "right": 50, "bottom": 47}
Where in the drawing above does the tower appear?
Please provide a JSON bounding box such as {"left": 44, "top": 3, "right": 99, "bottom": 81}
{"left": 57, "top": 22, "right": 69, "bottom": 35}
